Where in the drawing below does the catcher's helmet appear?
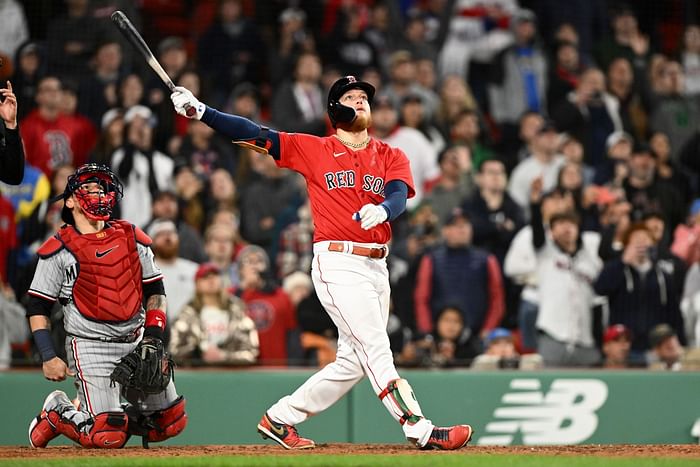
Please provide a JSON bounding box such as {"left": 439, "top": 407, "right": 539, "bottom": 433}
{"left": 327, "top": 75, "right": 375, "bottom": 128}
{"left": 58, "top": 163, "right": 123, "bottom": 224}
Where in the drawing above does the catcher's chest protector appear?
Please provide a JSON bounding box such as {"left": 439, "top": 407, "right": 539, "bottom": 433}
{"left": 60, "top": 221, "right": 143, "bottom": 322}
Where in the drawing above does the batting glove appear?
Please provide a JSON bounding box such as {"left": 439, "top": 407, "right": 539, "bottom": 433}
{"left": 355, "top": 204, "right": 388, "bottom": 230}
{"left": 170, "top": 86, "right": 205, "bottom": 120}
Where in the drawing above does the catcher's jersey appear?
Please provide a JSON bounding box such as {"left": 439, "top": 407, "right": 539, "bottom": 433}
{"left": 28, "top": 224, "right": 163, "bottom": 339}
{"left": 277, "top": 133, "right": 415, "bottom": 244}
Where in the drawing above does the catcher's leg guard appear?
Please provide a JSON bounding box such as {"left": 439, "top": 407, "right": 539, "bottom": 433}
{"left": 379, "top": 379, "right": 424, "bottom": 425}
{"left": 126, "top": 396, "right": 187, "bottom": 444}
{"left": 48, "top": 411, "right": 129, "bottom": 448}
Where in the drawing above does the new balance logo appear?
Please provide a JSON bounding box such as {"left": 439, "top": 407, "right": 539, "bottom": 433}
{"left": 95, "top": 246, "right": 118, "bottom": 258}
{"left": 333, "top": 151, "right": 346, "bottom": 158}
{"left": 477, "top": 379, "right": 608, "bottom": 446}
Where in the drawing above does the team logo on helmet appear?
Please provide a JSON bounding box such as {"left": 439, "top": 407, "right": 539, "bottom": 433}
{"left": 327, "top": 76, "right": 375, "bottom": 128}
{"left": 60, "top": 164, "right": 123, "bottom": 223}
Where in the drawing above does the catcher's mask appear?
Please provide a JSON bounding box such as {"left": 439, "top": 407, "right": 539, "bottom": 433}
{"left": 57, "top": 163, "right": 123, "bottom": 224}
{"left": 327, "top": 75, "right": 375, "bottom": 128}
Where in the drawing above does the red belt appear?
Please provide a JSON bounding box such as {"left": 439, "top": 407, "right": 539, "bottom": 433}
{"left": 328, "top": 242, "right": 388, "bottom": 259}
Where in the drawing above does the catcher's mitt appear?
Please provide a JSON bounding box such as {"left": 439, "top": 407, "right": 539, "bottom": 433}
{"left": 111, "top": 336, "right": 174, "bottom": 396}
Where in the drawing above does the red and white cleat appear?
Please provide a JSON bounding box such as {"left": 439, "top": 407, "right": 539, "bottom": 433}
{"left": 421, "top": 424, "right": 473, "bottom": 450}
{"left": 257, "top": 413, "right": 315, "bottom": 450}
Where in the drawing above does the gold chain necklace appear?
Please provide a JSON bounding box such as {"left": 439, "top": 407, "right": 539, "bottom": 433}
{"left": 334, "top": 134, "right": 370, "bottom": 149}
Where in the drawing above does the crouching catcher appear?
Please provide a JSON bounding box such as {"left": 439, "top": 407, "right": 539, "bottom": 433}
{"left": 26, "top": 164, "right": 187, "bottom": 448}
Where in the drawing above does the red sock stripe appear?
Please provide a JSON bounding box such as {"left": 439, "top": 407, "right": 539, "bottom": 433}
{"left": 145, "top": 309, "right": 166, "bottom": 331}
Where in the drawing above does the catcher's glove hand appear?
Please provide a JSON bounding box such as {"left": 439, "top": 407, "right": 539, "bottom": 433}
{"left": 111, "top": 336, "right": 174, "bottom": 396}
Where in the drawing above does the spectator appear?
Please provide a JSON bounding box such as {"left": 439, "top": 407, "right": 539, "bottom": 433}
{"left": 433, "top": 74, "right": 478, "bottom": 138}
{"left": 398, "top": 93, "right": 445, "bottom": 155}
{"left": 381, "top": 51, "right": 438, "bottom": 120}
{"left": 647, "top": 323, "right": 684, "bottom": 370}
{"left": 0, "top": 0, "right": 28, "bottom": 68}
{"left": 238, "top": 148, "right": 302, "bottom": 253}
{"left": 372, "top": 95, "right": 439, "bottom": 212}
{"left": 90, "top": 108, "right": 123, "bottom": 166}
{"left": 429, "top": 305, "right": 481, "bottom": 367}
{"left": 177, "top": 121, "right": 238, "bottom": 181}
{"left": 448, "top": 109, "right": 494, "bottom": 173}
{"left": 148, "top": 219, "right": 198, "bottom": 323}
{"left": 268, "top": 7, "right": 316, "bottom": 88}
{"left": 622, "top": 143, "right": 684, "bottom": 234}
{"left": 594, "top": 223, "right": 685, "bottom": 362}
{"left": 322, "top": 2, "right": 380, "bottom": 77}
{"left": 501, "top": 111, "right": 543, "bottom": 174}
{"left": 0, "top": 282, "right": 27, "bottom": 369}
{"left": 58, "top": 81, "right": 98, "bottom": 161}
{"left": 143, "top": 189, "right": 207, "bottom": 264}
{"left": 169, "top": 262, "right": 258, "bottom": 366}
{"left": 650, "top": 60, "right": 699, "bottom": 162}
{"left": 414, "top": 208, "right": 505, "bottom": 339}
{"left": 681, "top": 261, "right": 700, "bottom": 348}
{"left": 463, "top": 158, "right": 524, "bottom": 263}
{"left": 277, "top": 198, "right": 314, "bottom": 280}
{"left": 270, "top": 51, "right": 326, "bottom": 136}
{"left": 593, "top": 5, "right": 651, "bottom": 74}
{"left": 117, "top": 73, "right": 144, "bottom": 110}
{"left": 0, "top": 191, "right": 16, "bottom": 286}
{"left": 530, "top": 177, "right": 602, "bottom": 367}
{"left": 20, "top": 76, "right": 97, "bottom": 177}
{"left": 77, "top": 40, "right": 122, "bottom": 127}
{"left": 204, "top": 222, "right": 239, "bottom": 290}
{"left": 594, "top": 130, "right": 633, "bottom": 186}
{"left": 146, "top": 37, "right": 188, "bottom": 111}
{"left": 606, "top": 57, "right": 648, "bottom": 142}
{"left": 671, "top": 199, "right": 700, "bottom": 266}
{"left": 601, "top": 324, "right": 633, "bottom": 369}
{"left": 45, "top": 0, "right": 104, "bottom": 80}
{"left": 681, "top": 25, "right": 700, "bottom": 96}
{"left": 550, "top": 68, "right": 623, "bottom": 172}
{"left": 423, "top": 144, "right": 474, "bottom": 228}
{"left": 559, "top": 134, "right": 594, "bottom": 185}
{"left": 198, "top": 0, "right": 265, "bottom": 107}
{"left": 471, "top": 327, "right": 543, "bottom": 370}
{"left": 400, "top": 9, "right": 437, "bottom": 64}
{"left": 649, "top": 131, "right": 692, "bottom": 204}
{"left": 11, "top": 42, "right": 46, "bottom": 122}
{"left": 0, "top": 79, "right": 24, "bottom": 185}
{"left": 546, "top": 41, "right": 581, "bottom": 117}
{"left": 234, "top": 245, "right": 298, "bottom": 366}
{"left": 488, "top": 9, "right": 548, "bottom": 131}
{"left": 110, "top": 105, "right": 174, "bottom": 227}
{"left": 507, "top": 119, "right": 565, "bottom": 215}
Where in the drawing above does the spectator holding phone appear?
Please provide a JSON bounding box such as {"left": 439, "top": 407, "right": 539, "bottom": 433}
{"left": 0, "top": 80, "right": 24, "bottom": 184}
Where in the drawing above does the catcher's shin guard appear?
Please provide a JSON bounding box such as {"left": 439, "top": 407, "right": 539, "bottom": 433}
{"left": 379, "top": 379, "right": 424, "bottom": 425}
{"left": 126, "top": 396, "right": 187, "bottom": 446}
{"left": 49, "top": 411, "right": 129, "bottom": 448}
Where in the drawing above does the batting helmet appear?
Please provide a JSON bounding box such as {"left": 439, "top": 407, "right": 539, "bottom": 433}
{"left": 58, "top": 163, "right": 123, "bottom": 224}
{"left": 327, "top": 75, "right": 375, "bottom": 128}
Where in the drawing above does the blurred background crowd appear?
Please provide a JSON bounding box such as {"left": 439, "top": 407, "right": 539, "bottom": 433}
{"left": 1, "top": 0, "right": 700, "bottom": 371}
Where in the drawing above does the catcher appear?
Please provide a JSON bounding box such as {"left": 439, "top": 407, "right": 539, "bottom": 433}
{"left": 26, "top": 164, "right": 187, "bottom": 449}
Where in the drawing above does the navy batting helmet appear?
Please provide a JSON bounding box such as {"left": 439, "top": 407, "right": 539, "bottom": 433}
{"left": 57, "top": 164, "right": 123, "bottom": 224}
{"left": 327, "top": 76, "right": 375, "bottom": 128}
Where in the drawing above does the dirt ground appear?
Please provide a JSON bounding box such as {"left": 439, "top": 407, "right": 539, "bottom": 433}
{"left": 1, "top": 444, "right": 699, "bottom": 459}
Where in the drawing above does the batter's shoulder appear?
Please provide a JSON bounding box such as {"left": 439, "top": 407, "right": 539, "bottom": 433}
{"left": 37, "top": 234, "right": 65, "bottom": 258}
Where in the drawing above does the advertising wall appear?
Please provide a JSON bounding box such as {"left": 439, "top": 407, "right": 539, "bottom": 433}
{"left": 2, "top": 370, "right": 699, "bottom": 446}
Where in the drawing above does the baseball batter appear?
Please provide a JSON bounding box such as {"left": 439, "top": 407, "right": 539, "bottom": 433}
{"left": 26, "top": 164, "right": 187, "bottom": 448}
{"left": 171, "top": 76, "right": 472, "bottom": 450}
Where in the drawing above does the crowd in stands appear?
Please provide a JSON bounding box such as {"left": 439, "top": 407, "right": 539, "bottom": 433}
{"left": 2, "top": 0, "right": 700, "bottom": 371}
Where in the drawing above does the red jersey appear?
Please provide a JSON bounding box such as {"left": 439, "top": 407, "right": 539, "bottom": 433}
{"left": 277, "top": 133, "right": 415, "bottom": 244}
{"left": 240, "top": 287, "right": 297, "bottom": 366}
{"left": 0, "top": 196, "right": 16, "bottom": 282}
{"left": 20, "top": 110, "right": 98, "bottom": 177}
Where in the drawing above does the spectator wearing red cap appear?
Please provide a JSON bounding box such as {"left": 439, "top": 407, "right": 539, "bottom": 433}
{"left": 169, "top": 262, "right": 259, "bottom": 366}
{"left": 601, "top": 324, "right": 632, "bottom": 369}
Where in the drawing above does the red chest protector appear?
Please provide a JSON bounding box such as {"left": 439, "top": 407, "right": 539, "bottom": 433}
{"left": 59, "top": 220, "right": 143, "bottom": 322}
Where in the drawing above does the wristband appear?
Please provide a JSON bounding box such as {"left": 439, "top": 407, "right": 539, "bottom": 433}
{"left": 33, "top": 329, "right": 57, "bottom": 362}
{"left": 144, "top": 309, "right": 166, "bottom": 339}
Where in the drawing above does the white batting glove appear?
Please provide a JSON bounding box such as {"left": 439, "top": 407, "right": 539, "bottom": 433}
{"left": 170, "top": 86, "right": 205, "bottom": 120}
{"left": 355, "top": 204, "right": 388, "bottom": 230}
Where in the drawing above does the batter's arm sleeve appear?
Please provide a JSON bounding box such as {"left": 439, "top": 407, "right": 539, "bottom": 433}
{"left": 201, "top": 107, "right": 282, "bottom": 159}
{"left": 380, "top": 180, "right": 408, "bottom": 221}
{"left": 413, "top": 254, "right": 435, "bottom": 334}
{"left": 480, "top": 255, "right": 506, "bottom": 334}
{"left": 0, "top": 124, "right": 25, "bottom": 185}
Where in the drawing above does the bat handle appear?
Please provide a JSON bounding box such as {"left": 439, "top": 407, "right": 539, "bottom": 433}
{"left": 185, "top": 105, "right": 196, "bottom": 117}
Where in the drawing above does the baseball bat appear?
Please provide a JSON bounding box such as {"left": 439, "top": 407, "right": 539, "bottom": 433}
{"left": 110, "top": 10, "right": 195, "bottom": 117}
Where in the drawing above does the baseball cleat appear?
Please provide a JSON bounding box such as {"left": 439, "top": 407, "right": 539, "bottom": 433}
{"left": 28, "top": 390, "right": 72, "bottom": 448}
{"left": 421, "top": 424, "right": 473, "bottom": 450}
{"left": 257, "top": 413, "right": 315, "bottom": 450}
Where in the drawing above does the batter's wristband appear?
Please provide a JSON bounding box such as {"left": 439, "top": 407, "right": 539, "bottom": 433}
{"left": 32, "top": 329, "right": 57, "bottom": 362}
{"left": 144, "top": 309, "right": 166, "bottom": 339}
